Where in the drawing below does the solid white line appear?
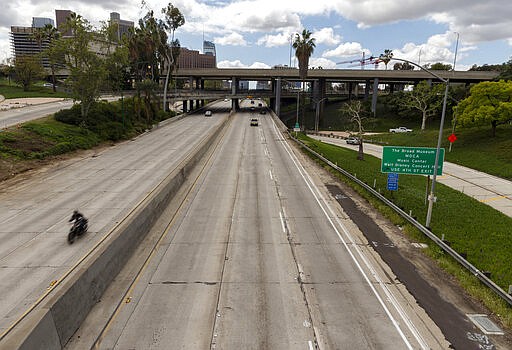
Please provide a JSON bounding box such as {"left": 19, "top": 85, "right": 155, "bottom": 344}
{"left": 279, "top": 211, "right": 286, "bottom": 233}
{"left": 308, "top": 340, "right": 314, "bottom": 350}
{"left": 269, "top": 169, "right": 273, "bottom": 180}
{"left": 273, "top": 120, "right": 423, "bottom": 349}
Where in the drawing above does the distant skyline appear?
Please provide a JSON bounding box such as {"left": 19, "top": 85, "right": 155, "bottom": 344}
{"left": 1, "top": 0, "right": 511, "bottom": 71}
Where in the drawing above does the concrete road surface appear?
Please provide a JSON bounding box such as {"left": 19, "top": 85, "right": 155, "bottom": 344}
{"left": 70, "top": 103, "right": 458, "bottom": 349}
{"left": 0, "top": 108, "right": 227, "bottom": 333}
{"left": 310, "top": 135, "right": 512, "bottom": 218}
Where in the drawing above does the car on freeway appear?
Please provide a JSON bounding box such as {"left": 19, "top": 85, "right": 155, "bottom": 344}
{"left": 224, "top": 98, "right": 229, "bottom": 102}
{"left": 43, "top": 83, "right": 53, "bottom": 87}
{"left": 250, "top": 118, "right": 259, "bottom": 126}
{"left": 250, "top": 106, "right": 255, "bottom": 111}
{"left": 389, "top": 126, "right": 412, "bottom": 133}
{"left": 258, "top": 103, "right": 263, "bottom": 107}
{"left": 250, "top": 100, "right": 255, "bottom": 104}
{"left": 259, "top": 110, "right": 266, "bottom": 114}
{"left": 205, "top": 110, "right": 212, "bottom": 117}
{"left": 345, "top": 137, "right": 361, "bottom": 145}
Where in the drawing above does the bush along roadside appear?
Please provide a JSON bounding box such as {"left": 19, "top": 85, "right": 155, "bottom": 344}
{"left": 295, "top": 133, "right": 512, "bottom": 328}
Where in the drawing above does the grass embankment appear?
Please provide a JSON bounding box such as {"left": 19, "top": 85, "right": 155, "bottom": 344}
{"left": 0, "top": 79, "right": 70, "bottom": 99}
{"left": 0, "top": 98, "right": 175, "bottom": 181}
{"left": 296, "top": 133, "right": 512, "bottom": 327}
{"left": 364, "top": 125, "right": 512, "bottom": 180}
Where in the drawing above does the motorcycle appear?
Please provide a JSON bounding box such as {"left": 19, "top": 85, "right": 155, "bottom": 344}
{"left": 68, "top": 217, "right": 88, "bottom": 244}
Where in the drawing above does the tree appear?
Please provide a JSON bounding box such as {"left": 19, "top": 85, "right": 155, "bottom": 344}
{"left": 1, "top": 58, "right": 15, "bottom": 85}
{"left": 13, "top": 55, "right": 44, "bottom": 91}
{"left": 341, "top": 100, "right": 366, "bottom": 160}
{"left": 293, "top": 29, "right": 316, "bottom": 129}
{"left": 162, "top": 3, "right": 185, "bottom": 112}
{"left": 379, "top": 49, "right": 393, "bottom": 69}
{"left": 56, "top": 14, "right": 107, "bottom": 122}
{"left": 400, "top": 81, "right": 444, "bottom": 130}
{"left": 393, "top": 62, "right": 414, "bottom": 70}
{"left": 293, "top": 29, "right": 315, "bottom": 81}
{"left": 427, "top": 62, "right": 452, "bottom": 71}
{"left": 40, "top": 24, "right": 61, "bottom": 92}
{"left": 457, "top": 80, "right": 512, "bottom": 137}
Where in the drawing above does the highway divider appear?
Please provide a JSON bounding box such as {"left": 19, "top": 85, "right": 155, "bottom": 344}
{"left": 1, "top": 112, "right": 231, "bottom": 350}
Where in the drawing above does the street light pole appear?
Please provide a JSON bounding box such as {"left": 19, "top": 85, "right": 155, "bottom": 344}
{"left": 314, "top": 97, "right": 327, "bottom": 132}
{"left": 379, "top": 54, "right": 449, "bottom": 228}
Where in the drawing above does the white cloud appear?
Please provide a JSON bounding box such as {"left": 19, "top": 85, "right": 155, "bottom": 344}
{"left": 217, "top": 59, "right": 270, "bottom": 68}
{"left": 312, "top": 27, "right": 341, "bottom": 46}
{"left": 214, "top": 32, "right": 247, "bottom": 46}
{"left": 322, "top": 42, "right": 370, "bottom": 59}
{"left": 309, "top": 57, "right": 337, "bottom": 69}
{"left": 257, "top": 32, "right": 291, "bottom": 47}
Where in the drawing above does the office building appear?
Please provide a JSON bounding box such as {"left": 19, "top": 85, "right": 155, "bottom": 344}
{"left": 55, "top": 9, "right": 73, "bottom": 37}
{"left": 10, "top": 26, "right": 50, "bottom": 67}
{"left": 32, "top": 17, "right": 54, "bottom": 28}
{"left": 203, "top": 40, "right": 216, "bottom": 57}
{"left": 109, "top": 12, "right": 134, "bottom": 42}
{"left": 177, "top": 48, "right": 216, "bottom": 69}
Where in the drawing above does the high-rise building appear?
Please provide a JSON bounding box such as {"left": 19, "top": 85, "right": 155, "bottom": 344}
{"left": 32, "top": 17, "right": 54, "bottom": 28}
{"left": 177, "top": 48, "right": 216, "bottom": 69}
{"left": 203, "top": 40, "right": 216, "bottom": 57}
{"left": 10, "top": 25, "right": 50, "bottom": 67}
{"left": 55, "top": 9, "right": 73, "bottom": 37}
{"left": 109, "top": 12, "right": 134, "bottom": 42}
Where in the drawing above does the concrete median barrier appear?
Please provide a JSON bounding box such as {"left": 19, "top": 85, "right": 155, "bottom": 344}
{"left": 1, "top": 114, "right": 230, "bottom": 350}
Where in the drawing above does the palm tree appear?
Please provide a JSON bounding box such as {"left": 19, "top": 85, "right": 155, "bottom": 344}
{"left": 42, "top": 24, "right": 60, "bottom": 92}
{"left": 293, "top": 29, "right": 316, "bottom": 129}
{"left": 293, "top": 29, "right": 316, "bottom": 81}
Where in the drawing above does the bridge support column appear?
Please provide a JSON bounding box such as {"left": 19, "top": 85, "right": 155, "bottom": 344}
{"left": 275, "top": 77, "right": 281, "bottom": 117}
{"left": 231, "top": 77, "right": 239, "bottom": 111}
{"left": 371, "top": 77, "right": 379, "bottom": 117}
{"left": 364, "top": 80, "right": 370, "bottom": 100}
{"left": 348, "top": 82, "right": 353, "bottom": 101}
{"left": 183, "top": 100, "right": 188, "bottom": 113}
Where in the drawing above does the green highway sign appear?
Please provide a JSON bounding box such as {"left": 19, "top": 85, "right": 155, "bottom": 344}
{"left": 381, "top": 146, "right": 444, "bottom": 175}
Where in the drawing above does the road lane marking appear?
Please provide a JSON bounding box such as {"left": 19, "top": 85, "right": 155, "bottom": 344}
{"left": 308, "top": 340, "right": 314, "bottom": 350}
{"left": 279, "top": 211, "right": 286, "bottom": 233}
{"left": 269, "top": 169, "right": 273, "bottom": 180}
{"left": 273, "top": 119, "right": 426, "bottom": 349}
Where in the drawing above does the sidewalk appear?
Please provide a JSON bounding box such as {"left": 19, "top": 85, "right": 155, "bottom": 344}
{"left": 309, "top": 133, "right": 512, "bottom": 218}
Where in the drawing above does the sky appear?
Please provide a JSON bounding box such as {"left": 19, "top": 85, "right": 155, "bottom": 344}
{"left": 1, "top": 0, "right": 511, "bottom": 71}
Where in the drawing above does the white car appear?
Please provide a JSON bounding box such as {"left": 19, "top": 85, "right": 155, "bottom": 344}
{"left": 389, "top": 126, "right": 412, "bottom": 133}
{"left": 205, "top": 110, "right": 212, "bottom": 117}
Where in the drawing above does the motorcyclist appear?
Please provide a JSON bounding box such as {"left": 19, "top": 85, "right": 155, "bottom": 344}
{"left": 69, "top": 210, "right": 88, "bottom": 233}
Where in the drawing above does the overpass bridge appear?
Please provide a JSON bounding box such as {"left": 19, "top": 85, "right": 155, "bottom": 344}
{"left": 170, "top": 67, "right": 499, "bottom": 117}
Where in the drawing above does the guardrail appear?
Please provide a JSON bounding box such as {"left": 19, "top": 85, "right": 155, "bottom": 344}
{"left": 290, "top": 133, "right": 512, "bottom": 307}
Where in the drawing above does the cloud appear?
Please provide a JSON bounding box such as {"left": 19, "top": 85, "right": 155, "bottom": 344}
{"left": 217, "top": 59, "right": 270, "bottom": 68}
{"left": 309, "top": 57, "right": 337, "bottom": 69}
{"left": 312, "top": 27, "right": 341, "bottom": 46}
{"left": 322, "top": 42, "right": 370, "bottom": 59}
{"left": 214, "top": 32, "right": 247, "bottom": 46}
{"left": 257, "top": 32, "right": 291, "bottom": 47}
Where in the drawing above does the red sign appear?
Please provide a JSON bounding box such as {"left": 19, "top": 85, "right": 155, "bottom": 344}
{"left": 448, "top": 133, "right": 457, "bottom": 143}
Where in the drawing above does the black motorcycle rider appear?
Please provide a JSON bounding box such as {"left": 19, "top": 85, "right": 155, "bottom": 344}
{"left": 69, "top": 210, "right": 88, "bottom": 234}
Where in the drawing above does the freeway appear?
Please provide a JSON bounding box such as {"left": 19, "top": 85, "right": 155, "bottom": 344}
{"left": 0, "top": 103, "right": 228, "bottom": 334}
{"left": 67, "top": 101, "right": 458, "bottom": 349}
{"left": 309, "top": 135, "right": 512, "bottom": 218}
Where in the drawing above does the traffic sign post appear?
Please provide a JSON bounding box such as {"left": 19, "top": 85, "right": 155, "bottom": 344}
{"left": 387, "top": 173, "right": 398, "bottom": 191}
{"left": 381, "top": 146, "right": 445, "bottom": 176}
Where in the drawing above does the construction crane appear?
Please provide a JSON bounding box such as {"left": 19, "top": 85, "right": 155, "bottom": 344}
{"left": 337, "top": 53, "right": 381, "bottom": 69}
